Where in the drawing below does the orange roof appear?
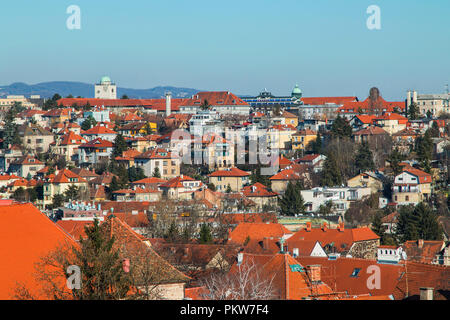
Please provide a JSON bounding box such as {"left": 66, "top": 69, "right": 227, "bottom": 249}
{"left": 402, "top": 168, "right": 432, "bottom": 184}
{"left": 132, "top": 177, "right": 168, "bottom": 185}
{"left": 402, "top": 240, "right": 445, "bottom": 264}
{"left": 269, "top": 169, "right": 302, "bottom": 181}
{"left": 184, "top": 91, "right": 248, "bottom": 106}
{"left": 60, "top": 131, "right": 87, "bottom": 145}
{"left": 56, "top": 220, "right": 93, "bottom": 241}
{"left": 242, "top": 183, "right": 278, "bottom": 197}
{"left": 82, "top": 125, "right": 116, "bottom": 135}
{"left": 353, "top": 126, "right": 388, "bottom": 136}
{"left": 228, "top": 223, "right": 292, "bottom": 245}
{"left": 354, "top": 115, "right": 376, "bottom": 124}
{"left": 209, "top": 167, "right": 250, "bottom": 177}
{"left": 160, "top": 175, "right": 197, "bottom": 188}
{"left": 79, "top": 138, "right": 114, "bottom": 149}
{"left": 0, "top": 204, "right": 78, "bottom": 299}
{"left": 49, "top": 169, "right": 87, "bottom": 184}
{"left": 301, "top": 96, "right": 357, "bottom": 105}
{"left": 289, "top": 225, "right": 379, "bottom": 252}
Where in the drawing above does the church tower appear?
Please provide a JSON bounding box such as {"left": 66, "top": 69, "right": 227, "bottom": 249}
{"left": 95, "top": 76, "right": 117, "bottom": 99}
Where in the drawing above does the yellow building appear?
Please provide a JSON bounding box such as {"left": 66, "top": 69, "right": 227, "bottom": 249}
{"left": 208, "top": 167, "right": 250, "bottom": 192}
{"left": 291, "top": 129, "right": 317, "bottom": 151}
{"left": 347, "top": 172, "right": 383, "bottom": 194}
{"left": 267, "top": 124, "right": 297, "bottom": 150}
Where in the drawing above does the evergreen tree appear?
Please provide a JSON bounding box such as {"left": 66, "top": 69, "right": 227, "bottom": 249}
{"left": 72, "top": 218, "right": 131, "bottom": 300}
{"left": 152, "top": 167, "right": 161, "bottom": 178}
{"left": 310, "top": 132, "right": 322, "bottom": 154}
{"left": 354, "top": 141, "right": 375, "bottom": 172}
{"left": 320, "top": 153, "right": 343, "bottom": 187}
{"left": 371, "top": 211, "right": 386, "bottom": 241}
{"left": 415, "top": 130, "right": 433, "bottom": 171}
{"left": 388, "top": 147, "right": 405, "bottom": 176}
{"left": 396, "top": 203, "right": 442, "bottom": 243}
{"left": 200, "top": 99, "right": 211, "bottom": 111}
{"left": 407, "top": 102, "right": 420, "bottom": 120}
{"left": 165, "top": 221, "right": 180, "bottom": 243}
{"left": 279, "top": 181, "right": 305, "bottom": 216}
{"left": 12, "top": 187, "right": 27, "bottom": 202}
{"left": 81, "top": 116, "right": 97, "bottom": 131}
{"left": 112, "top": 134, "right": 128, "bottom": 158}
{"left": 198, "top": 223, "right": 213, "bottom": 244}
{"left": 226, "top": 184, "right": 232, "bottom": 193}
{"left": 64, "top": 184, "right": 80, "bottom": 201}
{"left": 331, "top": 115, "right": 352, "bottom": 139}
{"left": 249, "top": 167, "right": 271, "bottom": 189}
{"left": 50, "top": 193, "right": 65, "bottom": 209}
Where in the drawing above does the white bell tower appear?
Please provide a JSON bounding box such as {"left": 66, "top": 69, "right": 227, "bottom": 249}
{"left": 95, "top": 76, "right": 117, "bottom": 99}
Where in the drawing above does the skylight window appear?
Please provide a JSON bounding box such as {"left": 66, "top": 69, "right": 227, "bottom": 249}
{"left": 350, "top": 268, "right": 361, "bottom": 277}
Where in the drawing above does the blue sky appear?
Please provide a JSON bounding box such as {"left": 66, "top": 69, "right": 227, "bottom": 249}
{"left": 0, "top": 0, "right": 449, "bottom": 100}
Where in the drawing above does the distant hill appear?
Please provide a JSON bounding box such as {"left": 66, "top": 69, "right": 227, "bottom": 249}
{"left": 0, "top": 81, "right": 201, "bottom": 99}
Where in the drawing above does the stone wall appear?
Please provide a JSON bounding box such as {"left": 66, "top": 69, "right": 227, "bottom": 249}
{"left": 348, "top": 239, "right": 380, "bottom": 260}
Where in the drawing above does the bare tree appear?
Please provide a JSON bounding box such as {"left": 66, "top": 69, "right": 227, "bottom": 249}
{"left": 201, "top": 259, "right": 277, "bottom": 300}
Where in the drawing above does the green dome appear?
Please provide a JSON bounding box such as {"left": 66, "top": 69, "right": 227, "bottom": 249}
{"left": 100, "top": 76, "right": 111, "bottom": 84}
{"left": 291, "top": 84, "right": 302, "bottom": 98}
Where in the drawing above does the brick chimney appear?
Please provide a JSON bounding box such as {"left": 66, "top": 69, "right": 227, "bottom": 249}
{"left": 306, "top": 265, "right": 321, "bottom": 282}
{"left": 306, "top": 221, "right": 312, "bottom": 232}
{"left": 337, "top": 222, "right": 344, "bottom": 232}
{"left": 420, "top": 287, "right": 433, "bottom": 300}
{"left": 418, "top": 239, "right": 424, "bottom": 249}
{"left": 122, "top": 258, "right": 130, "bottom": 273}
{"left": 322, "top": 222, "right": 328, "bottom": 232}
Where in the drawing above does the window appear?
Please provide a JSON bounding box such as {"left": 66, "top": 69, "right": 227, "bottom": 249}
{"left": 350, "top": 268, "right": 361, "bottom": 277}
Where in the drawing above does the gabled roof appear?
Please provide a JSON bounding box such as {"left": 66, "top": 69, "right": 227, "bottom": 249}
{"left": 289, "top": 225, "right": 379, "bottom": 252}
{"left": 82, "top": 125, "right": 116, "bottom": 135}
{"left": 209, "top": 167, "right": 250, "bottom": 178}
{"left": 183, "top": 91, "right": 248, "bottom": 106}
{"left": 242, "top": 183, "right": 278, "bottom": 197}
{"left": 79, "top": 138, "right": 114, "bottom": 149}
{"left": 101, "top": 215, "right": 190, "bottom": 284}
{"left": 228, "top": 223, "right": 292, "bottom": 245}
{"left": 0, "top": 203, "right": 78, "bottom": 299}
{"left": 269, "top": 169, "right": 302, "bottom": 181}
{"left": 353, "top": 126, "right": 389, "bottom": 136}
{"left": 48, "top": 169, "right": 87, "bottom": 184}
{"left": 401, "top": 168, "right": 432, "bottom": 184}
{"left": 160, "top": 175, "right": 197, "bottom": 188}
{"left": 135, "top": 148, "right": 177, "bottom": 160}
{"left": 59, "top": 131, "right": 87, "bottom": 146}
{"left": 131, "top": 177, "right": 168, "bottom": 185}
{"left": 402, "top": 240, "right": 445, "bottom": 264}
{"left": 10, "top": 155, "right": 44, "bottom": 166}
{"left": 55, "top": 220, "right": 93, "bottom": 241}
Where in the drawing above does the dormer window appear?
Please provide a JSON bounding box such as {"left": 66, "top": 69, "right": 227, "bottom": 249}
{"left": 350, "top": 268, "right": 361, "bottom": 277}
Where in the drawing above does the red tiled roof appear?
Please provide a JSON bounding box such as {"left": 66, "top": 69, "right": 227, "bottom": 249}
{"left": 79, "top": 138, "right": 114, "bottom": 149}
{"left": 160, "top": 175, "right": 197, "bottom": 188}
{"left": 242, "top": 183, "right": 278, "bottom": 197}
{"left": 228, "top": 223, "right": 292, "bottom": 245}
{"left": 289, "top": 225, "right": 379, "bottom": 252}
{"left": 353, "top": 126, "right": 389, "bottom": 136}
{"left": 55, "top": 220, "right": 93, "bottom": 241}
{"left": 402, "top": 168, "right": 432, "bottom": 184}
{"left": 402, "top": 240, "right": 445, "bottom": 264}
{"left": 60, "top": 131, "right": 87, "bottom": 145}
{"left": 82, "top": 125, "right": 116, "bottom": 135}
{"left": 132, "top": 177, "right": 168, "bottom": 185}
{"left": 301, "top": 96, "right": 358, "bottom": 105}
{"left": 184, "top": 91, "right": 248, "bottom": 106}
{"left": 0, "top": 203, "right": 78, "bottom": 299}
{"left": 209, "top": 167, "right": 250, "bottom": 177}
{"left": 269, "top": 169, "right": 302, "bottom": 181}
{"left": 49, "top": 169, "right": 87, "bottom": 184}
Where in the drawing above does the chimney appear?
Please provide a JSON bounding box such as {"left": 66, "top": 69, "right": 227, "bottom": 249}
{"left": 293, "top": 248, "right": 299, "bottom": 258}
{"left": 237, "top": 252, "right": 243, "bottom": 265}
{"left": 306, "top": 221, "right": 312, "bottom": 232}
{"left": 262, "top": 237, "right": 270, "bottom": 250}
{"left": 420, "top": 287, "right": 434, "bottom": 300}
{"left": 322, "top": 222, "right": 328, "bottom": 232}
{"left": 165, "top": 92, "right": 172, "bottom": 117}
{"left": 122, "top": 258, "right": 130, "bottom": 273}
{"left": 418, "top": 239, "right": 424, "bottom": 249}
{"left": 306, "top": 265, "right": 321, "bottom": 282}
{"left": 337, "top": 222, "right": 344, "bottom": 232}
